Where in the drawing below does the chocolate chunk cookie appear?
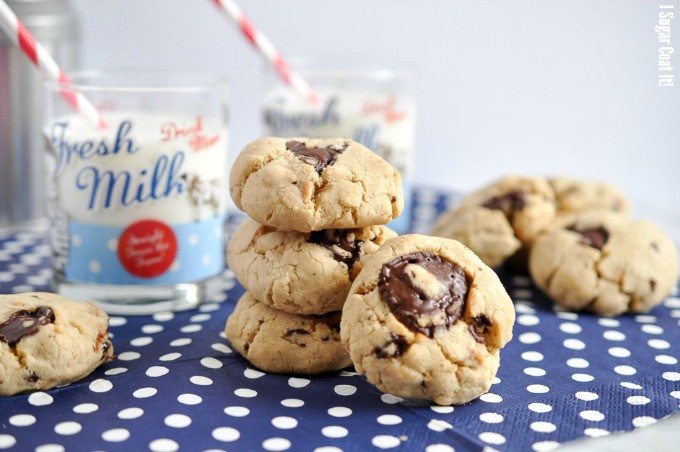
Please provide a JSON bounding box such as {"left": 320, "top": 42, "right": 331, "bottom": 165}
{"left": 529, "top": 211, "right": 679, "bottom": 316}
{"left": 431, "top": 176, "right": 556, "bottom": 268}
{"left": 229, "top": 137, "right": 403, "bottom": 232}
{"left": 0, "top": 292, "right": 114, "bottom": 396}
{"left": 228, "top": 219, "right": 397, "bottom": 315}
{"left": 341, "top": 235, "right": 515, "bottom": 405}
{"left": 225, "top": 292, "right": 351, "bottom": 374}
{"left": 550, "top": 177, "right": 629, "bottom": 214}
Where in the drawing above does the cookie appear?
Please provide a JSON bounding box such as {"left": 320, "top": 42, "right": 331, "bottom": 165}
{"left": 550, "top": 177, "right": 629, "bottom": 214}
{"left": 431, "top": 176, "right": 556, "bottom": 267}
{"left": 229, "top": 137, "right": 403, "bottom": 232}
{"left": 529, "top": 211, "right": 678, "bottom": 316}
{"left": 225, "top": 292, "right": 351, "bottom": 374}
{"left": 341, "top": 234, "right": 515, "bottom": 405}
{"left": 0, "top": 293, "right": 114, "bottom": 396}
{"left": 228, "top": 219, "right": 397, "bottom": 315}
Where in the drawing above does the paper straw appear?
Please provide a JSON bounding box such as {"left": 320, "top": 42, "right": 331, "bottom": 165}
{"left": 212, "top": 0, "right": 318, "bottom": 104}
{"left": 0, "top": 0, "right": 106, "bottom": 128}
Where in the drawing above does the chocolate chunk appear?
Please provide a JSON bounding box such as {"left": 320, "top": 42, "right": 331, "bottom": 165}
{"left": 650, "top": 279, "right": 657, "bottom": 291}
{"left": 482, "top": 190, "right": 527, "bottom": 218}
{"left": 24, "top": 372, "right": 40, "bottom": 383}
{"left": 374, "top": 333, "right": 409, "bottom": 358}
{"left": 309, "top": 230, "right": 362, "bottom": 267}
{"left": 0, "top": 306, "right": 55, "bottom": 347}
{"left": 567, "top": 225, "right": 609, "bottom": 250}
{"left": 469, "top": 314, "right": 493, "bottom": 344}
{"left": 651, "top": 242, "right": 660, "bottom": 252}
{"left": 286, "top": 140, "right": 347, "bottom": 174}
{"left": 378, "top": 252, "right": 470, "bottom": 338}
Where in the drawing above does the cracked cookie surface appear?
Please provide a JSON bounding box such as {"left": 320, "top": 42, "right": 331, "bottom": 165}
{"left": 227, "top": 219, "right": 397, "bottom": 315}
{"left": 0, "top": 292, "right": 114, "bottom": 396}
{"left": 550, "top": 177, "right": 629, "bottom": 214}
{"left": 229, "top": 137, "right": 403, "bottom": 232}
{"left": 529, "top": 211, "right": 679, "bottom": 316}
{"left": 431, "top": 176, "right": 556, "bottom": 268}
{"left": 225, "top": 292, "right": 351, "bottom": 375}
{"left": 341, "top": 234, "right": 515, "bottom": 405}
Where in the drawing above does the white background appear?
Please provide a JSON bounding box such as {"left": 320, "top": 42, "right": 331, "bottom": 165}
{"left": 72, "top": 0, "right": 679, "bottom": 230}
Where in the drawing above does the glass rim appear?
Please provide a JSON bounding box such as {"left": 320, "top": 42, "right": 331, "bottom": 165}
{"left": 44, "top": 69, "right": 229, "bottom": 94}
{"left": 285, "top": 56, "right": 415, "bottom": 80}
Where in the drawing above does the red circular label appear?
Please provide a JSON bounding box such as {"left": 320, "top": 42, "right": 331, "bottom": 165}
{"left": 118, "top": 220, "right": 178, "bottom": 279}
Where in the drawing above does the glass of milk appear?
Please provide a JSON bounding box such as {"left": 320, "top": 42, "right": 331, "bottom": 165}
{"left": 44, "top": 71, "right": 229, "bottom": 314}
{"left": 262, "top": 61, "right": 416, "bottom": 234}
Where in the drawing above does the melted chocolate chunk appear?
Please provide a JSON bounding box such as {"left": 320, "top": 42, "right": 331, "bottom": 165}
{"left": 650, "top": 279, "right": 657, "bottom": 292}
{"left": 374, "top": 333, "right": 409, "bottom": 358}
{"left": 309, "top": 230, "right": 363, "bottom": 267}
{"left": 378, "top": 252, "right": 470, "bottom": 338}
{"left": 469, "top": 314, "right": 493, "bottom": 344}
{"left": 567, "top": 225, "right": 609, "bottom": 250}
{"left": 286, "top": 140, "right": 347, "bottom": 174}
{"left": 482, "top": 190, "right": 527, "bottom": 218}
{"left": 0, "top": 306, "right": 55, "bottom": 347}
{"left": 24, "top": 372, "right": 40, "bottom": 383}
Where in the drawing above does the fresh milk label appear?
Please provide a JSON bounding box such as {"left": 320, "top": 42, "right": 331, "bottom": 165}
{"left": 46, "top": 113, "right": 228, "bottom": 285}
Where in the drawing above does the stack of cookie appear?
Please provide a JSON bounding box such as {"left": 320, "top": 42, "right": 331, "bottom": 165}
{"left": 225, "top": 137, "right": 403, "bottom": 374}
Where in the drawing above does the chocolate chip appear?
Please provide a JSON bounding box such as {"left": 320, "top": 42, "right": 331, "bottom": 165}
{"left": 469, "top": 314, "right": 493, "bottom": 344}
{"left": 378, "top": 252, "right": 470, "bottom": 338}
{"left": 567, "top": 225, "right": 609, "bottom": 250}
{"left": 308, "top": 230, "right": 363, "bottom": 267}
{"left": 24, "top": 372, "right": 40, "bottom": 383}
{"left": 650, "top": 279, "right": 657, "bottom": 291}
{"left": 651, "top": 242, "right": 660, "bottom": 252}
{"left": 286, "top": 140, "right": 347, "bottom": 174}
{"left": 482, "top": 190, "right": 527, "bottom": 219}
{"left": 374, "top": 333, "right": 409, "bottom": 358}
{"left": 0, "top": 306, "right": 55, "bottom": 347}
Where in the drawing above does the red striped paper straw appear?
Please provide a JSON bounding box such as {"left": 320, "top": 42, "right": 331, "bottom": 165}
{"left": 0, "top": 0, "right": 106, "bottom": 128}
{"left": 212, "top": 0, "right": 318, "bottom": 104}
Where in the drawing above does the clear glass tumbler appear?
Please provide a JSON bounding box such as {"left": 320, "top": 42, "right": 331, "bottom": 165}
{"left": 44, "top": 71, "right": 229, "bottom": 314}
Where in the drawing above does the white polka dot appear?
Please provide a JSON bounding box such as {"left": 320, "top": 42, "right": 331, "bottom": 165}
{"left": 532, "top": 441, "right": 560, "bottom": 451}
{"left": 648, "top": 339, "right": 670, "bottom": 350}
{"left": 200, "top": 303, "right": 220, "bottom": 312}
{"left": 323, "top": 426, "right": 349, "bottom": 439}
{"left": 428, "top": 419, "right": 453, "bottom": 431}
{"left": 28, "top": 392, "right": 53, "bottom": 406}
{"left": 189, "top": 234, "right": 199, "bottom": 245}
{"left": 109, "top": 317, "right": 127, "bottom": 327}
{"left": 118, "top": 351, "right": 141, "bottom": 361}
{"left": 371, "top": 434, "right": 400, "bottom": 448}
{"left": 522, "top": 351, "right": 544, "bottom": 362}
{"left": 118, "top": 407, "right": 144, "bottom": 419}
{"left": 153, "top": 312, "right": 175, "bottom": 322}
{"left": 479, "top": 432, "right": 506, "bottom": 445}
{"left": 518, "top": 314, "right": 540, "bottom": 326}
{"left": 671, "top": 391, "right": 680, "bottom": 399}
{"left": 492, "top": 376, "right": 501, "bottom": 384}
{"left": 328, "top": 407, "right": 352, "bottom": 417}
{"left": 146, "top": 366, "right": 169, "bottom": 377}
{"left": 572, "top": 373, "right": 595, "bottom": 382}
{"left": 381, "top": 394, "right": 403, "bottom": 404}
{"left": 212, "top": 427, "right": 240, "bottom": 442}
{"left": 55, "top": 421, "right": 82, "bottom": 435}
{"left": 430, "top": 406, "right": 454, "bottom": 413}
{"left": 584, "top": 428, "right": 610, "bottom": 438}
{"left": 225, "top": 406, "right": 250, "bottom": 417}
{"left": 655, "top": 355, "right": 678, "bottom": 365}
{"left": 480, "top": 393, "right": 503, "bottom": 403}
{"left": 178, "top": 393, "right": 202, "bottom": 405}
{"left": 377, "top": 414, "right": 402, "bottom": 425}
{"left": 556, "top": 311, "right": 578, "bottom": 320}
{"left": 580, "top": 410, "right": 605, "bottom": 422}
{"left": 170, "top": 338, "right": 192, "bottom": 346}
{"left": 131, "top": 336, "right": 153, "bottom": 346}
{"left": 425, "top": 445, "right": 455, "bottom": 452}
{"left": 142, "top": 324, "right": 164, "bottom": 334}
{"left": 519, "top": 332, "right": 542, "bottom": 344}
{"left": 528, "top": 403, "right": 553, "bottom": 413}
{"left": 627, "top": 395, "right": 651, "bottom": 405}
{"left": 133, "top": 387, "right": 157, "bottom": 398}
{"left": 598, "top": 318, "right": 620, "bottom": 327}
{"left": 159, "top": 352, "right": 182, "bottom": 361}
{"left": 89, "top": 260, "right": 101, "bottom": 273}
{"left": 576, "top": 392, "right": 599, "bottom": 401}
{"left": 73, "top": 403, "right": 98, "bottom": 414}
{"left": 0, "top": 435, "right": 16, "bottom": 449}
{"left": 527, "top": 384, "right": 550, "bottom": 394}
{"left": 608, "top": 347, "right": 631, "bottom": 358}
{"left": 281, "top": 399, "right": 304, "bottom": 408}
{"left": 620, "top": 382, "right": 643, "bottom": 390}
{"left": 244, "top": 368, "right": 265, "bottom": 379}
{"left": 563, "top": 339, "right": 586, "bottom": 350}
{"left": 165, "top": 414, "right": 191, "bottom": 428}
{"left": 105, "top": 367, "right": 128, "bottom": 375}
{"left": 567, "top": 358, "right": 590, "bottom": 369}
{"left": 603, "top": 330, "right": 626, "bottom": 341}
{"left": 288, "top": 377, "right": 310, "bottom": 388}
{"left": 9, "top": 414, "right": 36, "bottom": 427}
{"left": 212, "top": 343, "right": 232, "bottom": 354}
{"left": 263, "top": 438, "right": 291, "bottom": 451}
{"left": 334, "top": 384, "right": 357, "bottom": 396}
{"left": 149, "top": 438, "right": 179, "bottom": 452}
{"left": 524, "top": 367, "right": 547, "bottom": 377}
{"left": 480, "top": 412, "right": 504, "bottom": 423}
{"left": 641, "top": 324, "right": 663, "bottom": 335}
{"left": 531, "top": 421, "right": 557, "bottom": 433}
{"left": 515, "top": 304, "right": 536, "bottom": 314}
{"left": 102, "top": 428, "right": 130, "bottom": 442}
{"left": 614, "top": 365, "right": 637, "bottom": 376}
{"left": 662, "top": 372, "right": 680, "bottom": 381}
{"left": 35, "top": 445, "right": 64, "bottom": 452}
{"left": 235, "top": 388, "right": 257, "bottom": 398}
{"left": 201, "top": 357, "right": 223, "bottom": 369}
{"left": 632, "top": 416, "right": 657, "bottom": 428}
{"left": 272, "top": 416, "right": 298, "bottom": 429}
{"left": 107, "top": 238, "right": 118, "bottom": 251}
{"left": 89, "top": 379, "right": 113, "bottom": 392}
{"left": 559, "top": 322, "right": 582, "bottom": 334}
{"left": 635, "top": 314, "right": 656, "bottom": 323}
{"left": 665, "top": 296, "right": 680, "bottom": 308}
{"left": 180, "top": 324, "right": 202, "bottom": 333}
